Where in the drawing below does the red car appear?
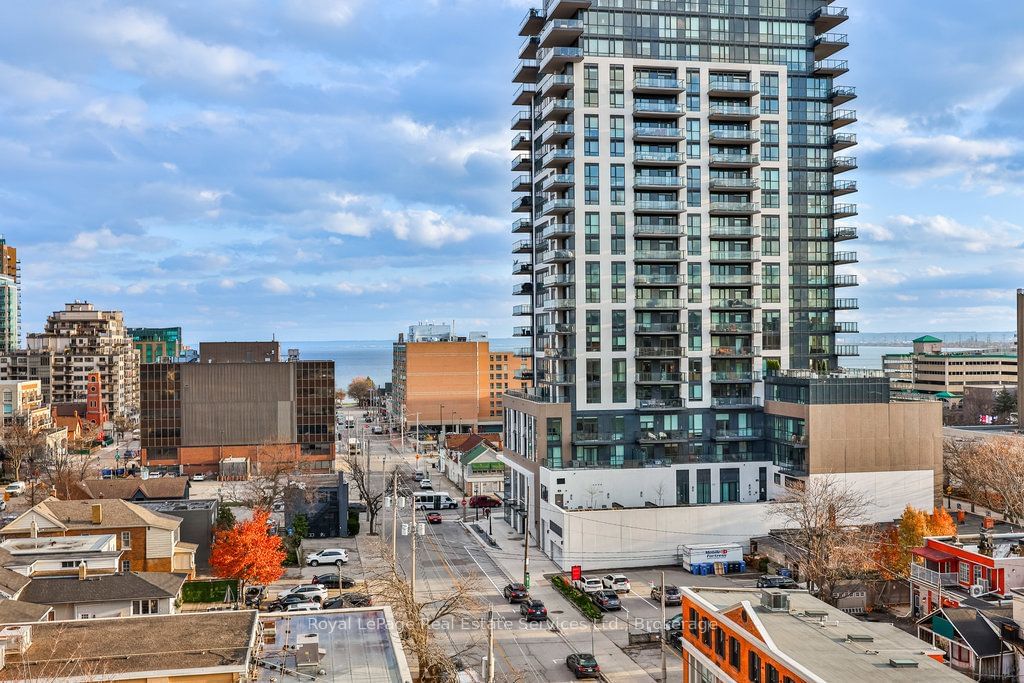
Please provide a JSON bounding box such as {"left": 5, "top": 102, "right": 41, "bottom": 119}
{"left": 426, "top": 512, "right": 443, "bottom": 524}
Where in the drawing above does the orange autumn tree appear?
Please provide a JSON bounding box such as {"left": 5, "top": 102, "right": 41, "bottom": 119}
{"left": 209, "top": 509, "right": 286, "bottom": 599}
{"left": 874, "top": 506, "right": 957, "bottom": 579}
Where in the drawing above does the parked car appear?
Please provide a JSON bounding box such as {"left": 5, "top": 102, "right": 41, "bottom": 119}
{"left": 664, "top": 613, "right": 683, "bottom": 636}
{"left": 572, "top": 576, "right": 603, "bottom": 594}
{"left": 565, "top": 653, "right": 600, "bottom": 679}
{"left": 651, "top": 584, "right": 682, "bottom": 606}
{"left": 469, "top": 495, "right": 501, "bottom": 509}
{"left": 502, "top": 583, "right": 530, "bottom": 603}
{"left": 757, "top": 575, "right": 799, "bottom": 589}
{"left": 519, "top": 600, "right": 547, "bottom": 622}
{"left": 244, "top": 585, "right": 266, "bottom": 607}
{"left": 4, "top": 482, "right": 25, "bottom": 497}
{"left": 348, "top": 502, "right": 368, "bottom": 513}
{"left": 0, "top": 500, "right": 6, "bottom": 512}
{"left": 413, "top": 471, "right": 425, "bottom": 481}
{"left": 266, "top": 594, "right": 315, "bottom": 612}
{"left": 321, "top": 592, "right": 372, "bottom": 609}
{"left": 602, "top": 574, "right": 631, "bottom": 593}
{"left": 279, "top": 584, "right": 327, "bottom": 603}
{"left": 419, "top": 479, "right": 433, "bottom": 490}
{"left": 371, "top": 425, "right": 383, "bottom": 435}
{"left": 306, "top": 549, "right": 349, "bottom": 567}
{"left": 590, "top": 589, "right": 621, "bottom": 611}
{"left": 669, "top": 631, "right": 684, "bottom": 651}
{"left": 191, "top": 473, "right": 205, "bottom": 481}
{"left": 426, "top": 512, "right": 443, "bottom": 524}
{"left": 312, "top": 574, "right": 355, "bottom": 590}
{"left": 284, "top": 602, "right": 321, "bottom": 612}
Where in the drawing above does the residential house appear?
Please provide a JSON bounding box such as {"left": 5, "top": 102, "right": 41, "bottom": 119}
{"left": 0, "top": 567, "right": 28, "bottom": 600}
{"left": 0, "top": 611, "right": 258, "bottom": 682}
{"left": 70, "top": 477, "right": 190, "bottom": 502}
{"left": 0, "top": 534, "right": 122, "bottom": 577}
{"left": 137, "top": 499, "right": 216, "bottom": 570}
{"left": 0, "top": 600, "right": 51, "bottom": 624}
{"left": 440, "top": 433, "right": 503, "bottom": 490}
{"left": 917, "top": 605, "right": 1015, "bottom": 681}
{"left": 0, "top": 498, "right": 196, "bottom": 577}
{"left": 17, "top": 570, "right": 186, "bottom": 620}
{"left": 458, "top": 443, "right": 506, "bottom": 497}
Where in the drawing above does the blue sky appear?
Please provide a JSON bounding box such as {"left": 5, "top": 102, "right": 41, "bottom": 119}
{"left": 1, "top": 0, "right": 1022, "bottom": 342}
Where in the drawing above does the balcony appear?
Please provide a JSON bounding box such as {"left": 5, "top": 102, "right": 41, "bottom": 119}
{"left": 538, "top": 46, "right": 584, "bottom": 74}
{"left": 709, "top": 322, "right": 761, "bottom": 334}
{"left": 709, "top": 224, "right": 760, "bottom": 238}
{"left": 542, "top": 272, "right": 574, "bottom": 288}
{"left": 709, "top": 274, "right": 760, "bottom": 287}
{"left": 710, "top": 297, "right": 759, "bottom": 311}
{"left": 512, "top": 260, "right": 532, "bottom": 276}
{"left": 832, "top": 109, "right": 857, "bottom": 129}
{"left": 637, "top": 398, "right": 685, "bottom": 411}
{"left": 540, "top": 222, "right": 575, "bottom": 240}
{"left": 512, "top": 283, "right": 532, "bottom": 296}
{"left": 635, "top": 346, "right": 683, "bottom": 358}
{"left": 511, "top": 110, "right": 532, "bottom": 131}
{"left": 541, "top": 323, "right": 575, "bottom": 337}
{"left": 835, "top": 298, "right": 859, "bottom": 310}
{"left": 519, "top": 35, "right": 540, "bottom": 60}
{"left": 512, "top": 239, "right": 533, "bottom": 254}
{"left": 713, "top": 429, "right": 763, "bottom": 441}
{"left": 540, "top": 249, "right": 574, "bottom": 263}
{"left": 909, "top": 563, "right": 960, "bottom": 588}
{"left": 540, "top": 373, "right": 573, "bottom": 385}
{"left": 636, "top": 372, "right": 683, "bottom": 384}
{"left": 541, "top": 148, "right": 575, "bottom": 169}
{"left": 709, "top": 153, "right": 759, "bottom": 168}
{"left": 830, "top": 133, "right": 857, "bottom": 151}
{"left": 545, "top": 347, "right": 576, "bottom": 359}
{"left": 833, "top": 203, "right": 857, "bottom": 219}
{"left": 512, "top": 175, "right": 532, "bottom": 193}
{"left": 539, "top": 18, "right": 584, "bottom": 47}
{"left": 540, "top": 98, "right": 574, "bottom": 122}
{"left": 511, "top": 132, "right": 531, "bottom": 151}
{"left": 834, "top": 251, "right": 858, "bottom": 265}
{"left": 544, "top": 0, "right": 592, "bottom": 20}
{"left": 635, "top": 322, "right": 685, "bottom": 334}
{"left": 814, "top": 33, "right": 848, "bottom": 60}
{"left": 707, "top": 80, "right": 758, "bottom": 97}
{"left": 519, "top": 8, "right": 544, "bottom": 36}
{"left": 708, "top": 104, "right": 759, "bottom": 121}
{"left": 709, "top": 177, "right": 758, "bottom": 192}
{"left": 511, "top": 154, "right": 532, "bottom": 172}
{"left": 834, "top": 274, "right": 858, "bottom": 287}
{"left": 513, "top": 326, "right": 532, "bottom": 337}
{"left": 835, "top": 321, "right": 859, "bottom": 333}
{"left": 813, "top": 59, "right": 849, "bottom": 77}
{"left": 634, "top": 200, "right": 685, "bottom": 214}
{"left": 710, "top": 371, "right": 762, "bottom": 383}
{"left": 709, "top": 201, "right": 759, "bottom": 216}
{"left": 833, "top": 180, "right": 857, "bottom": 196}
{"left": 835, "top": 226, "right": 858, "bottom": 241}
{"left": 544, "top": 298, "right": 575, "bottom": 310}
{"left": 633, "top": 76, "right": 684, "bottom": 94}
{"left": 634, "top": 223, "right": 683, "bottom": 237}
{"left": 709, "top": 250, "right": 760, "bottom": 263}
{"left": 832, "top": 156, "right": 857, "bottom": 173}
{"left": 515, "top": 346, "right": 533, "bottom": 358}
{"left": 512, "top": 196, "right": 533, "bottom": 214}
{"left": 634, "top": 151, "right": 684, "bottom": 166}
{"left": 573, "top": 431, "right": 616, "bottom": 445}
{"left": 635, "top": 298, "right": 682, "bottom": 310}
{"left": 812, "top": 5, "right": 849, "bottom": 33}
{"left": 512, "top": 304, "right": 533, "bottom": 316}
{"left": 711, "top": 396, "right": 761, "bottom": 409}
{"left": 708, "top": 129, "right": 759, "bottom": 145}
{"left": 633, "top": 101, "right": 684, "bottom": 118}
{"left": 513, "top": 82, "right": 536, "bottom": 106}
{"left": 836, "top": 345, "right": 860, "bottom": 356}
{"left": 541, "top": 173, "right": 574, "bottom": 193}
{"left": 633, "top": 126, "right": 684, "bottom": 142}
{"left": 711, "top": 346, "right": 759, "bottom": 358}
{"left": 635, "top": 273, "right": 685, "bottom": 286}
{"left": 634, "top": 249, "right": 683, "bottom": 262}
{"left": 511, "top": 218, "right": 532, "bottom": 234}
{"left": 637, "top": 430, "right": 688, "bottom": 444}
{"left": 540, "top": 198, "right": 575, "bottom": 216}
{"left": 830, "top": 85, "right": 857, "bottom": 106}
{"left": 634, "top": 174, "right": 685, "bottom": 189}
{"left": 539, "top": 124, "right": 574, "bottom": 147}
{"left": 513, "top": 59, "right": 539, "bottom": 84}
{"left": 539, "top": 74, "right": 574, "bottom": 97}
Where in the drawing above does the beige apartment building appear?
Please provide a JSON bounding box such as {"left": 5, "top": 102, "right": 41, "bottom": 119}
{"left": 0, "top": 302, "right": 139, "bottom": 419}
{"left": 883, "top": 335, "right": 1016, "bottom": 397}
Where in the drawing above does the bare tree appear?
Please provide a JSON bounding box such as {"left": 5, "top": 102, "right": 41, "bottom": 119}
{"left": 765, "top": 475, "right": 874, "bottom": 604}
{"left": 945, "top": 436, "right": 1024, "bottom": 523}
{"left": 112, "top": 413, "right": 134, "bottom": 443}
{"left": 1, "top": 422, "right": 45, "bottom": 482}
{"left": 41, "top": 445, "right": 93, "bottom": 500}
{"left": 342, "top": 450, "right": 389, "bottom": 535}
{"left": 226, "top": 444, "right": 312, "bottom": 511}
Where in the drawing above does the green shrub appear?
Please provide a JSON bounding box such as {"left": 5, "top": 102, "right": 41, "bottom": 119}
{"left": 181, "top": 579, "right": 239, "bottom": 603}
{"left": 551, "top": 575, "right": 602, "bottom": 622}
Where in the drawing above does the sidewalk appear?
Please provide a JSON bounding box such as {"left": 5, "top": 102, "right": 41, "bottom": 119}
{"left": 467, "top": 514, "right": 657, "bottom": 682}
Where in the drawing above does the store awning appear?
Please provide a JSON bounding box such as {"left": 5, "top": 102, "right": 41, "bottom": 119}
{"left": 912, "top": 546, "right": 955, "bottom": 562}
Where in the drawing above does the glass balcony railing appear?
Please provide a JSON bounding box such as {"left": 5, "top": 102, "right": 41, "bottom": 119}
{"left": 637, "top": 398, "right": 685, "bottom": 410}
{"left": 709, "top": 105, "right": 758, "bottom": 118}
{"left": 634, "top": 249, "right": 683, "bottom": 260}
{"left": 636, "top": 372, "right": 683, "bottom": 383}
{"left": 708, "top": 80, "right": 758, "bottom": 94}
{"left": 635, "top": 346, "right": 683, "bottom": 357}
{"left": 634, "top": 175, "right": 685, "bottom": 188}
{"left": 711, "top": 396, "right": 761, "bottom": 408}
{"left": 635, "top": 273, "right": 685, "bottom": 285}
{"left": 709, "top": 178, "right": 759, "bottom": 190}
{"left": 634, "top": 201, "right": 685, "bottom": 212}
{"left": 633, "top": 126, "right": 683, "bottom": 138}
{"left": 635, "top": 322, "right": 685, "bottom": 334}
{"left": 709, "top": 201, "right": 759, "bottom": 214}
{"left": 710, "top": 250, "right": 760, "bottom": 261}
{"left": 709, "top": 130, "right": 759, "bottom": 142}
{"left": 634, "top": 101, "right": 684, "bottom": 115}
{"left": 634, "top": 223, "right": 683, "bottom": 237}
{"left": 710, "top": 371, "right": 762, "bottom": 383}
{"left": 709, "top": 153, "right": 759, "bottom": 166}
{"left": 634, "top": 76, "right": 684, "bottom": 91}
{"left": 635, "top": 298, "right": 682, "bottom": 309}
{"left": 634, "top": 151, "right": 684, "bottom": 164}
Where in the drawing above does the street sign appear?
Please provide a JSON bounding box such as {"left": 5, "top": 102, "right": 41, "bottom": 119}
{"left": 571, "top": 565, "right": 582, "bottom": 582}
{"left": 460, "top": 498, "right": 467, "bottom": 507}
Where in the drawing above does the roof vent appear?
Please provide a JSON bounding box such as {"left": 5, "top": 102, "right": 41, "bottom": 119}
{"left": 888, "top": 659, "right": 919, "bottom": 669}
{"left": 804, "top": 610, "right": 829, "bottom": 617}
{"left": 760, "top": 590, "right": 790, "bottom": 612}
{"left": 847, "top": 633, "right": 874, "bottom": 643}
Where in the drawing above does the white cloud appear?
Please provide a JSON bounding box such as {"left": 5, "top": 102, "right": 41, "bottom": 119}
{"left": 262, "top": 276, "right": 291, "bottom": 294}
{"left": 0, "top": 63, "right": 77, "bottom": 104}
{"left": 70, "top": 227, "right": 150, "bottom": 251}
{"left": 80, "top": 95, "right": 148, "bottom": 130}
{"left": 335, "top": 281, "right": 396, "bottom": 295}
{"left": 283, "top": 0, "right": 364, "bottom": 26}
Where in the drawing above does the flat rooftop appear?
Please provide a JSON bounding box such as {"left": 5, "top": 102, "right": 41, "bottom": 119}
{"left": 137, "top": 499, "right": 217, "bottom": 512}
{"left": 0, "top": 534, "right": 116, "bottom": 555}
{"left": 686, "top": 587, "right": 963, "bottom": 681}
{"left": 929, "top": 533, "right": 1024, "bottom": 561}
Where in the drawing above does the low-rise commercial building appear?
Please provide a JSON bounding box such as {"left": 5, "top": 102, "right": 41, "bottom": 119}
{"left": 140, "top": 341, "right": 335, "bottom": 475}
{"left": 884, "top": 335, "right": 1017, "bottom": 397}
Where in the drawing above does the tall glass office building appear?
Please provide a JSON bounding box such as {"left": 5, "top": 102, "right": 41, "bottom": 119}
{"left": 504, "top": 0, "right": 858, "bottom": 536}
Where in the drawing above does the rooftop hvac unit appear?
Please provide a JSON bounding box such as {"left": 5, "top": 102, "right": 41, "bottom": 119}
{"left": 760, "top": 590, "right": 790, "bottom": 612}
{"left": 970, "top": 584, "right": 987, "bottom": 597}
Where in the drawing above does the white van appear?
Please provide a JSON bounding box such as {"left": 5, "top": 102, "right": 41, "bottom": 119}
{"left": 413, "top": 491, "right": 458, "bottom": 510}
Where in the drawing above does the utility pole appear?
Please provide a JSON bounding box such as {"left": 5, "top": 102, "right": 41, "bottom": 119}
{"left": 391, "top": 469, "right": 399, "bottom": 573}
{"left": 410, "top": 491, "right": 418, "bottom": 600}
{"left": 660, "top": 570, "right": 667, "bottom": 683}
{"left": 522, "top": 485, "right": 530, "bottom": 589}
{"left": 486, "top": 607, "right": 495, "bottom": 683}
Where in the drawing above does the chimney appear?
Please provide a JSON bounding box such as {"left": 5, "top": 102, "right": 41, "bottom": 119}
{"left": 29, "top": 520, "right": 37, "bottom": 539}
{"left": 984, "top": 516, "right": 995, "bottom": 530}
{"left": 78, "top": 561, "right": 87, "bottom": 581}
{"left": 91, "top": 503, "right": 102, "bottom": 525}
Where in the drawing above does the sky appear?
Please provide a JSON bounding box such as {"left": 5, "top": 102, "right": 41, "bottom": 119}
{"left": 1, "top": 0, "right": 1023, "bottom": 342}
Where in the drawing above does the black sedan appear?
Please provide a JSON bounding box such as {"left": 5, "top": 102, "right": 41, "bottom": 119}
{"left": 266, "top": 594, "right": 314, "bottom": 612}
{"left": 519, "top": 600, "right": 547, "bottom": 622}
{"left": 313, "top": 574, "right": 356, "bottom": 590}
{"left": 651, "top": 584, "right": 682, "bottom": 606}
{"left": 322, "top": 593, "right": 373, "bottom": 609}
{"left": 502, "top": 583, "right": 529, "bottom": 603}
{"left": 565, "top": 653, "right": 600, "bottom": 679}
{"left": 590, "top": 589, "right": 621, "bottom": 611}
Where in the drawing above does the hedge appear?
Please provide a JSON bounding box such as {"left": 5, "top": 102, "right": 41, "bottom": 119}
{"left": 551, "top": 575, "right": 603, "bottom": 622}
{"left": 181, "top": 579, "right": 239, "bottom": 604}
